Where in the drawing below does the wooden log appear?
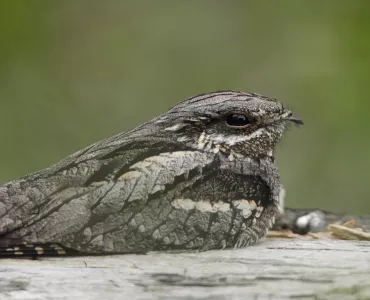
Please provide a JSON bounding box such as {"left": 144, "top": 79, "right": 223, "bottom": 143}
{"left": 0, "top": 239, "right": 369, "bottom": 299}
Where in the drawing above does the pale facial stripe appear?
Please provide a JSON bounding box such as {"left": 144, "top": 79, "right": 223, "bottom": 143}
{"left": 207, "top": 128, "right": 272, "bottom": 146}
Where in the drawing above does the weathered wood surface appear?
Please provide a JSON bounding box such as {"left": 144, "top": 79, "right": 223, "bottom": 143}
{"left": 0, "top": 239, "right": 370, "bottom": 300}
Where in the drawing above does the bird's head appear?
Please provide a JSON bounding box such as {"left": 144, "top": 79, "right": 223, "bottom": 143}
{"left": 155, "top": 91, "right": 303, "bottom": 158}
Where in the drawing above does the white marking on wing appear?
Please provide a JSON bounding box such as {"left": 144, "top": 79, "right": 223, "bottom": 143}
{"left": 177, "top": 136, "right": 191, "bottom": 142}
{"left": 232, "top": 200, "right": 252, "bottom": 218}
{"left": 212, "top": 201, "right": 231, "bottom": 212}
{"left": 195, "top": 200, "right": 214, "bottom": 212}
{"left": 172, "top": 199, "right": 232, "bottom": 213}
{"left": 172, "top": 198, "right": 196, "bottom": 210}
{"left": 164, "top": 124, "right": 185, "bottom": 131}
{"left": 197, "top": 132, "right": 206, "bottom": 149}
{"left": 118, "top": 171, "right": 142, "bottom": 181}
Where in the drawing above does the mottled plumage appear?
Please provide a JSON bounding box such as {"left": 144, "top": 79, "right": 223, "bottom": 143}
{"left": 0, "top": 91, "right": 302, "bottom": 258}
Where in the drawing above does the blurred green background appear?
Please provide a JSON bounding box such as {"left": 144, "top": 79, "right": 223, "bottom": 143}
{"left": 1, "top": 1, "right": 369, "bottom": 213}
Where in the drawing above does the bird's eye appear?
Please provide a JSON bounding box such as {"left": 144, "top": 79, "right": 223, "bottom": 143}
{"left": 226, "top": 114, "right": 252, "bottom": 127}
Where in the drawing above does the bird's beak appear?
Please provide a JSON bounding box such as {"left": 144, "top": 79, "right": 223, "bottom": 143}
{"left": 287, "top": 114, "right": 304, "bottom": 125}
{"left": 283, "top": 112, "right": 304, "bottom": 125}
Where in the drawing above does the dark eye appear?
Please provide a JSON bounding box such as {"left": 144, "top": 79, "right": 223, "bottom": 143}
{"left": 226, "top": 114, "right": 252, "bottom": 127}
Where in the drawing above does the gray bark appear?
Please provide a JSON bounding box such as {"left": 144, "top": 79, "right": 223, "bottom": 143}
{"left": 1, "top": 238, "right": 369, "bottom": 300}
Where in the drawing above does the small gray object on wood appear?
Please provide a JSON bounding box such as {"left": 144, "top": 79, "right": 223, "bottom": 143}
{"left": 273, "top": 207, "right": 370, "bottom": 234}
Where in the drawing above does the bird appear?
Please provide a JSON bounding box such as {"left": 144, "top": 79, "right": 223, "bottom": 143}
{"left": 0, "top": 90, "right": 302, "bottom": 258}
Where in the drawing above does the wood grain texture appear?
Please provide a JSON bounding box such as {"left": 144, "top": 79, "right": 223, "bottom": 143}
{"left": 1, "top": 239, "right": 369, "bottom": 300}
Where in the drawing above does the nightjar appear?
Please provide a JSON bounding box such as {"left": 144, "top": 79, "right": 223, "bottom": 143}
{"left": 0, "top": 91, "right": 302, "bottom": 258}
